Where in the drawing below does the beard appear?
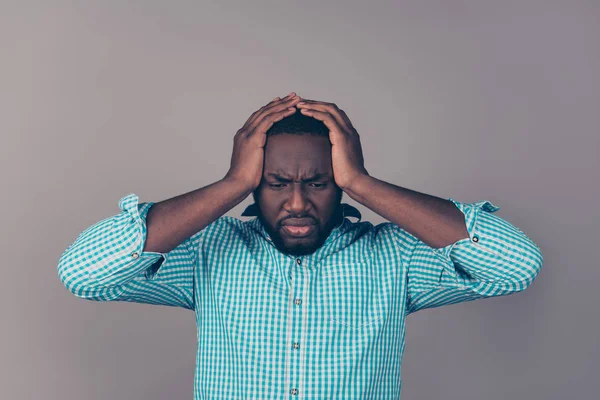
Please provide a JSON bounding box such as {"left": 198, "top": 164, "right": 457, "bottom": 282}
{"left": 255, "top": 204, "right": 343, "bottom": 257}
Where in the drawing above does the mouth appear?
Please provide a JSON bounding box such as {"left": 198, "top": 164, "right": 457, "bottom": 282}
{"left": 281, "top": 225, "right": 316, "bottom": 238}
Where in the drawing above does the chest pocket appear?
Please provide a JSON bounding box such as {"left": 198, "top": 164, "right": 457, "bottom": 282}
{"left": 315, "top": 264, "right": 384, "bottom": 330}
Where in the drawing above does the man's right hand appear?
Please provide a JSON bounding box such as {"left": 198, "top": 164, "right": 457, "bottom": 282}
{"left": 224, "top": 92, "right": 302, "bottom": 192}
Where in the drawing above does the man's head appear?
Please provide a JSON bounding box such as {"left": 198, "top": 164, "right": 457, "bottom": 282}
{"left": 252, "top": 112, "right": 344, "bottom": 256}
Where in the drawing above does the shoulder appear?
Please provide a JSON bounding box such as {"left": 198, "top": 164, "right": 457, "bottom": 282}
{"left": 361, "top": 220, "right": 419, "bottom": 249}
{"left": 201, "top": 215, "right": 245, "bottom": 235}
{"left": 339, "top": 219, "right": 407, "bottom": 251}
{"left": 196, "top": 215, "right": 258, "bottom": 244}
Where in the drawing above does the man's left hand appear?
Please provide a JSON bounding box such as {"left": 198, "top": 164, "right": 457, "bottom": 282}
{"left": 295, "top": 99, "right": 368, "bottom": 191}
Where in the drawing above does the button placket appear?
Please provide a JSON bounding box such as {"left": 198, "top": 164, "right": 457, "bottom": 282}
{"left": 287, "top": 259, "right": 305, "bottom": 398}
{"left": 297, "top": 269, "right": 311, "bottom": 399}
{"left": 283, "top": 266, "right": 296, "bottom": 396}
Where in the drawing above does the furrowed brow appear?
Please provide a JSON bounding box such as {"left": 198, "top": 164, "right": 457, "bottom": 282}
{"left": 266, "top": 172, "right": 329, "bottom": 183}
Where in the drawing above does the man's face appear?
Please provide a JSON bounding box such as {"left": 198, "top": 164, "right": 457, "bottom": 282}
{"left": 253, "top": 133, "right": 343, "bottom": 256}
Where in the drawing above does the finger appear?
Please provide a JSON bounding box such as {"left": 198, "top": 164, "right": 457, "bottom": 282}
{"left": 272, "top": 91, "right": 296, "bottom": 102}
{"left": 266, "top": 94, "right": 300, "bottom": 113}
{"left": 248, "top": 93, "right": 297, "bottom": 125}
{"left": 248, "top": 96, "right": 301, "bottom": 132}
{"left": 251, "top": 106, "right": 297, "bottom": 137}
{"left": 298, "top": 108, "right": 343, "bottom": 136}
{"left": 338, "top": 108, "right": 353, "bottom": 129}
{"left": 272, "top": 92, "right": 295, "bottom": 104}
{"left": 296, "top": 100, "right": 348, "bottom": 130}
{"left": 243, "top": 93, "right": 296, "bottom": 130}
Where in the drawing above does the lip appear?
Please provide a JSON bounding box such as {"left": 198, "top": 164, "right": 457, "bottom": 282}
{"left": 281, "top": 218, "right": 316, "bottom": 227}
{"left": 281, "top": 224, "right": 316, "bottom": 238}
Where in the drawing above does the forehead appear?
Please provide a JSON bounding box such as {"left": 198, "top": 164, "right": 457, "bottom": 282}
{"left": 264, "top": 134, "right": 332, "bottom": 174}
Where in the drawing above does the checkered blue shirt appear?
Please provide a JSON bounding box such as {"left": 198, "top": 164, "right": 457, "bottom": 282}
{"left": 57, "top": 193, "right": 543, "bottom": 399}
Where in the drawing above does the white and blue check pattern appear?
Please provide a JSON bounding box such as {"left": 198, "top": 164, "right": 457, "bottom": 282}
{"left": 57, "top": 193, "right": 543, "bottom": 399}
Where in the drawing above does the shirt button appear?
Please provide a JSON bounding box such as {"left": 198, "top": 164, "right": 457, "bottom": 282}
{"left": 292, "top": 342, "right": 300, "bottom": 349}
{"left": 290, "top": 388, "right": 298, "bottom": 395}
{"left": 294, "top": 298, "right": 302, "bottom": 306}
{"left": 296, "top": 258, "right": 301, "bottom": 265}
{"left": 131, "top": 252, "right": 139, "bottom": 258}
{"left": 472, "top": 235, "right": 479, "bottom": 242}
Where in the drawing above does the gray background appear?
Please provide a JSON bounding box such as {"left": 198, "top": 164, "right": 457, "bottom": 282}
{"left": 1, "top": 1, "right": 598, "bottom": 399}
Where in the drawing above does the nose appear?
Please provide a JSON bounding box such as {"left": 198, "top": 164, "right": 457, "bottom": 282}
{"left": 285, "top": 183, "right": 311, "bottom": 215}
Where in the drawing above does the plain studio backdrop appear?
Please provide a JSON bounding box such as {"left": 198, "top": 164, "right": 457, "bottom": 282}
{"left": 1, "top": 1, "right": 598, "bottom": 399}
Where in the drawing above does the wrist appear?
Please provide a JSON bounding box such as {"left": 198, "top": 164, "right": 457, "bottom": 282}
{"left": 342, "top": 173, "right": 373, "bottom": 200}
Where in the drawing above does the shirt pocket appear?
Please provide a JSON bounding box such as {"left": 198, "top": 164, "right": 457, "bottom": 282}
{"left": 315, "top": 265, "right": 384, "bottom": 330}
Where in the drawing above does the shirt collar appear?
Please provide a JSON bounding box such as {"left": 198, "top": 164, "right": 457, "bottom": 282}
{"left": 242, "top": 202, "right": 362, "bottom": 252}
{"left": 241, "top": 202, "right": 362, "bottom": 222}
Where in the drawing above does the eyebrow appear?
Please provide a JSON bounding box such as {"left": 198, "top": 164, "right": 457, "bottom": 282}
{"left": 266, "top": 172, "right": 330, "bottom": 183}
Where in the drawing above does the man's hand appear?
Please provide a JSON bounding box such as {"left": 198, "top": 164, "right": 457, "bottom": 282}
{"left": 296, "top": 99, "right": 369, "bottom": 191}
{"left": 224, "top": 92, "right": 302, "bottom": 192}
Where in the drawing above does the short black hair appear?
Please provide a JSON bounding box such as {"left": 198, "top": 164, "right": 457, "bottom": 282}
{"left": 266, "top": 112, "right": 329, "bottom": 137}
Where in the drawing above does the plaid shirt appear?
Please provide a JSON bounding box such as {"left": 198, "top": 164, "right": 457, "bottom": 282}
{"left": 58, "top": 193, "right": 543, "bottom": 399}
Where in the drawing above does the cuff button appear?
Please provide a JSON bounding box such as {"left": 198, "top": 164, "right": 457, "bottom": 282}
{"left": 131, "top": 252, "right": 139, "bottom": 258}
{"left": 472, "top": 235, "right": 479, "bottom": 243}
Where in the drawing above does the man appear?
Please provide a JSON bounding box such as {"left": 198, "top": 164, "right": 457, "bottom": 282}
{"left": 58, "top": 92, "right": 543, "bottom": 399}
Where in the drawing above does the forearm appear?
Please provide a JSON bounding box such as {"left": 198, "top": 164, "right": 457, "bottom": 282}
{"left": 343, "top": 174, "right": 469, "bottom": 249}
{"left": 144, "top": 177, "right": 252, "bottom": 253}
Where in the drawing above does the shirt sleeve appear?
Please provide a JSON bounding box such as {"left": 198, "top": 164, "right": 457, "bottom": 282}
{"left": 388, "top": 198, "right": 544, "bottom": 315}
{"left": 57, "top": 193, "right": 208, "bottom": 310}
